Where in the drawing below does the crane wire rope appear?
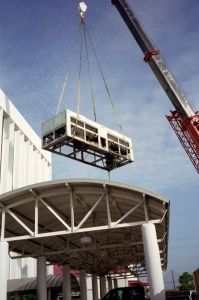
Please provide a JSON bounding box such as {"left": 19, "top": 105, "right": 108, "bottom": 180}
{"left": 56, "top": 19, "right": 126, "bottom": 143}
{"left": 84, "top": 23, "right": 130, "bottom": 163}
{"left": 83, "top": 22, "right": 99, "bottom": 167}
{"left": 83, "top": 23, "right": 97, "bottom": 122}
{"left": 73, "top": 22, "right": 97, "bottom": 158}
{"left": 75, "top": 22, "right": 83, "bottom": 134}
{"left": 83, "top": 23, "right": 130, "bottom": 176}
{"left": 75, "top": 21, "right": 130, "bottom": 171}
{"left": 84, "top": 23, "right": 124, "bottom": 136}
{"left": 55, "top": 14, "right": 130, "bottom": 173}
{"left": 56, "top": 22, "right": 82, "bottom": 115}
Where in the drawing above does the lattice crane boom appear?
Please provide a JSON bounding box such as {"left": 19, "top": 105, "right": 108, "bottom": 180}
{"left": 112, "top": 0, "right": 199, "bottom": 173}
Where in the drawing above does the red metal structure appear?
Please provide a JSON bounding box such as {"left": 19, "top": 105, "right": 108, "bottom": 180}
{"left": 167, "top": 111, "right": 199, "bottom": 174}
{"left": 128, "top": 279, "right": 148, "bottom": 287}
{"left": 112, "top": 0, "right": 199, "bottom": 173}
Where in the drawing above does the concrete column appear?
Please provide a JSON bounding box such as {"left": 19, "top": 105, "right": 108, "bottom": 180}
{"left": 108, "top": 277, "right": 112, "bottom": 291}
{"left": 47, "top": 288, "right": 51, "bottom": 300}
{"left": 0, "top": 241, "right": 9, "bottom": 300}
{"left": 63, "top": 264, "right": 71, "bottom": 300}
{"left": 37, "top": 256, "right": 47, "bottom": 300}
{"left": 92, "top": 273, "right": 98, "bottom": 300}
{"left": 113, "top": 278, "right": 118, "bottom": 288}
{"left": 14, "top": 292, "right": 18, "bottom": 300}
{"left": 141, "top": 224, "right": 165, "bottom": 300}
{"left": 80, "top": 269, "right": 87, "bottom": 300}
{"left": 100, "top": 275, "right": 106, "bottom": 298}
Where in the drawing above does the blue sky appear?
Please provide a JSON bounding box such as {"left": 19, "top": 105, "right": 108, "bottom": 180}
{"left": 0, "top": 0, "right": 199, "bottom": 290}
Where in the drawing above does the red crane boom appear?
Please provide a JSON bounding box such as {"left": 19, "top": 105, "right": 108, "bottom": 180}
{"left": 112, "top": 0, "right": 199, "bottom": 173}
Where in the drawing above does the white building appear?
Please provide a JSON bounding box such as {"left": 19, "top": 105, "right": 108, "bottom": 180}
{"left": 0, "top": 90, "right": 169, "bottom": 300}
{"left": 0, "top": 89, "right": 52, "bottom": 279}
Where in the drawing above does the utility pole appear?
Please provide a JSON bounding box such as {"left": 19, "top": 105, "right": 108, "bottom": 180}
{"left": 171, "top": 270, "right": 176, "bottom": 290}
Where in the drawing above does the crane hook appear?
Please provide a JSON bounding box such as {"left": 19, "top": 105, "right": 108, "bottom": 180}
{"left": 78, "top": 2, "right": 87, "bottom": 23}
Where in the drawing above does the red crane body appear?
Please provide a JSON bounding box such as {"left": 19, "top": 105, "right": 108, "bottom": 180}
{"left": 112, "top": 0, "right": 199, "bottom": 173}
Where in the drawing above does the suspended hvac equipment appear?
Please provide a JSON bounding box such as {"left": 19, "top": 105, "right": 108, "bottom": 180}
{"left": 42, "top": 109, "right": 134, "bottom": 171}
{"left": 42, "top": 3, "right": 134, "bottom": 173}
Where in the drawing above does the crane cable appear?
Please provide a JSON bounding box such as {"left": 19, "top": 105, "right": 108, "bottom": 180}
{"left": 75, "top": 22, "right": 83, "bottom": 134}
{"left": 56, "top": 17, "right": 129, "bottom": 165}
{"left": 56, "top": 22, "right": 82, "bottom": 116}
{"left": 83, "top": 23, "right": 130, "bottom": 177}
{"left": 56, "top": 19, "right": 124, "bottom": 137}
{"left": 83, "top": 24, "right": 97, "bottom": 122}
{"left": 76, "top": 21, "right": 129, "bottom": 165}
{"left": 73, "top": 22, "right": 97, "bottom": 150}
{"left": 84, "top": 23, "right": 129, "bottom": 155}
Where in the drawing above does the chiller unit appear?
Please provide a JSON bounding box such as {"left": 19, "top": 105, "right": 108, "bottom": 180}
{"left": 42, "top": 109, "right": 134, "bottom": 171}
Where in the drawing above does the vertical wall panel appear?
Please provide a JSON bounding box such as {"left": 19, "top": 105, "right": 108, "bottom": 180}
{"left": 0, "top": 109, "right": 3, "bottom": 163}
{"left": 19, "top": 132, "right": 25, "bottom": 188}
{"left": 7, "top": 121, "right": 15, "bottom": 192}
{"left": 0, "top": 89, "right": 52, "bottom": 194}
{"left": 13, "top": 129, "right": 21, "bottom": 190}
{"left": 36, "top": 151, "right": 42, "bottom": 183}
{"left": 45, "top": 160, "right": 52, "bottom": 181}
{"left": 9, "top": 252, "right": 22, "bottom": 279}
{"left": 41, "top": 155, "right": 45, "bottom": 182}
{"left": 28, "top": 142, "right": 34, "bottom": 185}
{"left": 33, "top": 148, "right": 38, "bottom": 184}
{"left": 0, "top": 117, "right": 10, "bottom": 194}
{"left": 23, "top": 139, "right": 30, "bottom": 187}
{"left": 0, "top": 89, "right": 52, "bottom": 279}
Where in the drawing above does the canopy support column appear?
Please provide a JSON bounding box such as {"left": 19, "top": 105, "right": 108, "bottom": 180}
{"left": 80, "top": 269, "right": 87, "bottom": 300}
{"left": 100, "top": 275, "right": 106, "bottom": 298}
{"left": 47, "top": 288, "right": 51, "bottom": 300}
{"left": 113, "top": 278, "right": 118, "bottom": 288}
{"left": 37, "top": 256, "right": 47, "bottom": 300}
{"left": 63, "top": 264, "right": 72, "bottom": 300}
{"left": 92, "top": 273, "right": 98, "bottom": 300}
{"left": 141, "top": 223, "right": 165, "bottom": 300}
{"left": 108, "top": 276, "right": 112, "bottom": 291}
{"left": 0, "top": 241, "right": 9, "bottom": 300}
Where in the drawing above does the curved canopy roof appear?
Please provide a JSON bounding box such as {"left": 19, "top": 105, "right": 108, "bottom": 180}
{"left": 0, "top": 179, "right": 170, "bottom": 277}
{"left": 7, "top": 274, "right": 79, "bottom": 293}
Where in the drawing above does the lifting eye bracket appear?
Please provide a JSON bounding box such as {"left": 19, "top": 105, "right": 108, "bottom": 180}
{"left": 81, "top": 16, "right": 85, "bottom": 23}
{"left": 144, "top": 50, "right": 160, "bottom": 62}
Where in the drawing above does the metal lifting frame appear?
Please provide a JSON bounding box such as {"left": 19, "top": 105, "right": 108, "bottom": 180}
{"left": 42, "top": 110, "right": 133, "bottom": 172}
{"left": 44, "top": 137, "right": 132, "bottom": 172}
{"left": 166, "top": 111, "right": 199, "bottom": 174}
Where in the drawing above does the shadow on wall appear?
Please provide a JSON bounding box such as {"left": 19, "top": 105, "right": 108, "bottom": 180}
{"left": 21, "top": 264, "right": 28, "bottom": 278}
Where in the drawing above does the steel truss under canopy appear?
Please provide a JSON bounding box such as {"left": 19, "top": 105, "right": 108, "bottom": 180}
{"left": 0, "top": 179, "right": 170, "bottom": 277}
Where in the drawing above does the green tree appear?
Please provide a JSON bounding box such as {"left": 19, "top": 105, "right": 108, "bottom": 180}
{"left": 179, "top": 272, "right": 195, "bottom": 291}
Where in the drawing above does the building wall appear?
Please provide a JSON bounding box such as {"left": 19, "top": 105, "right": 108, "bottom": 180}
{"left": 0, "top": 89, "right": 52, "bottom": 279}
{"left": 0, "top": 89, "right": 52, "bottom": 193}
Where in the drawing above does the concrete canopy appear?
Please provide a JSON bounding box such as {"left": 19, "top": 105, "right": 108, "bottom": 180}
{"left": 0, "top": 179, "right": 170, "bottom": 277}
